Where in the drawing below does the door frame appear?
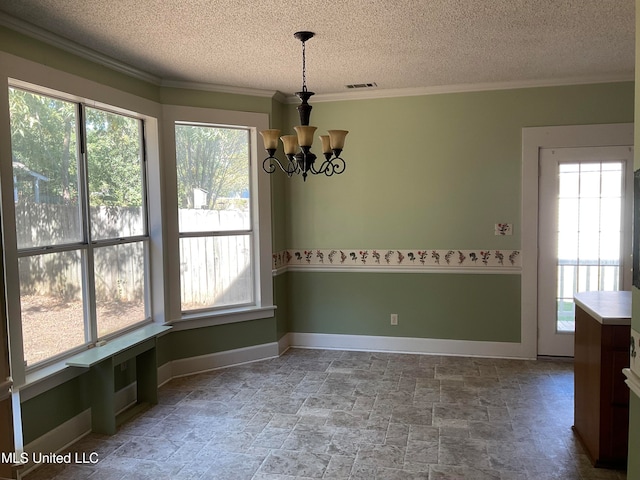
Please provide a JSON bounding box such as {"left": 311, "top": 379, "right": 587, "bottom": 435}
{"left": 537, "top": 146, "right": 633, "bottom": 356}
{"left": 521, "top": 123, "right": 633, "bottom": 358}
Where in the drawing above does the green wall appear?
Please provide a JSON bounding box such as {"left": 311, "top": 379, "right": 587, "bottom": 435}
{"left": 279, "top": 83, "right": 633, "bottom": 344}
{"left": 165, "top": 319, "right": 277, "bottom": 361}
{"left": 21, "top": 374, "right": 90, "bottom": 445}
{"left": 288, "top": 272, "right": 520, "bottom": 342}
{"left": 284, "top": 84, "right": 633, "bottom": 249}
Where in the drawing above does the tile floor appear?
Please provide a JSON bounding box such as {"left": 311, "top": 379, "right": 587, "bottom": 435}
{"left": 22, "top": 348, "right": 628, "bottom": 480}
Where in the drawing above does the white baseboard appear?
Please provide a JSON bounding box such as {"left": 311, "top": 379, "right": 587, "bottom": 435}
{"left": 157, "top": 361, "right": 173, "bottom": 387}
{"left": 278, "top": 334, "right": 291, "bottom": 355}
{"left": 114, "top": 382, "right": 137, "bottom": 415}
{"left": 17, "top": 382, "right": 139, "bottom": 478}
{"left": 286, "top": 332, "right": 533, "bottom": 360}
{"left": 168, "top": 342, "right": 280, "bottom": 378}
{"left": 18, "top": 409, "right": 91, "bottom": 478}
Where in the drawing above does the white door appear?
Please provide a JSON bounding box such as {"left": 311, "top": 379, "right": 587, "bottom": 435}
{"left": 538, "top": 146, "right": 633, "bottom": 356}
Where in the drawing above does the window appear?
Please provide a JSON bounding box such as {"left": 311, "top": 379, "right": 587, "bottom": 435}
{"left": 175, "top": 124, "right": 253, "bottom": 312}
{"left": 8, "top": 86, "right": 150, "bottom": 367}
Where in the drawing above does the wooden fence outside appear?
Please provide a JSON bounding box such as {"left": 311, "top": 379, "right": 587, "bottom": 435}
{"left": 16, "top": 205, "right": 251, "bottom": 307}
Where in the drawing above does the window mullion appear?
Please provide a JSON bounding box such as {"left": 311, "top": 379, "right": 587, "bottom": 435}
{"left": 78, "top": 104, "right": 98, "bottom": 344}
{"left": 139, "top": 120, "right": 152, "bottom": 319}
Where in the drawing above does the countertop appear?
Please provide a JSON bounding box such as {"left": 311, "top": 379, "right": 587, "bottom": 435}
{"left": 574, "top": 290, "right": 631, "bottom": 326}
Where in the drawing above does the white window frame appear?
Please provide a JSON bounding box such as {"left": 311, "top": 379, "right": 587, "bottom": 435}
{"left": 0, "top": 54, "right": 164, "bottom": 391}
{"left": 162, "top": 105, "right": 274, "bottom": 329}
{"left": 8, "top": 86, "right": 154, "bottom": 368}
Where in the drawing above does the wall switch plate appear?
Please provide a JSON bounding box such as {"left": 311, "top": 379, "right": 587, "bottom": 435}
{"left": 495, "top": 223, "right": 513, "bottom": 236}
{"left": 390, "top": 314, "right": 398, "bottom": 325}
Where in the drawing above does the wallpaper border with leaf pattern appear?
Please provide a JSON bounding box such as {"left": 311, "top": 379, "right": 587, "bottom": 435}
{"left": 272, "top": 249, "right": 521, "bottom": 271}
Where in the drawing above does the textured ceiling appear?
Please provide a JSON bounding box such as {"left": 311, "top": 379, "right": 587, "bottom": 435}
{"left": 0, "top": 0, "right": 634, "bottom": 97}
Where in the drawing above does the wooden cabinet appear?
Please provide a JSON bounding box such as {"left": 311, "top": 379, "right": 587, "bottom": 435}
{"left": 573, "top": 291, "right": 630, "bottom": 468}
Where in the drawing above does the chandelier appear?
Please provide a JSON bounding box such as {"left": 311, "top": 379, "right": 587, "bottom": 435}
{"left": 260, "top": 31, "right": 348, "bottom": 181}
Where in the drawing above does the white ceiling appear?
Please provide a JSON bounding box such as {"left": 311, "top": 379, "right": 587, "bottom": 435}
{"left": 0, "top": 0, "right": 635, "bottom": 98}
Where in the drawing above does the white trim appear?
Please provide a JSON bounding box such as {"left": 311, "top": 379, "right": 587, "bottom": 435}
{"left": 287, "top": 75, "right": 634, "bottom": 103}
{"left": 0, "top": 13, "right": 161, "bottom": 86}
{"left": 168, "top": 342, "right": 280, "bottom": 378}
{"left": 169, "top": 306, "right": 276, "bottom": 331}
{"left": 18, "top": 365, "right": 86, "bottom": 403}
{"left": 0, "top": 52, "right": 163, "bottom": 389}
{"left": 623, "top": 368, "right": 640, "bottom": 399}
{"left": 0, "top": 13, "right": 160, "bottom": 85}
{"left": 17, "top": 409, "right": 91, "bottom": 478}
{"left": 161, "top": 105, "right": 273, "bottom": 324}
{"left": 286, "top": 332, "right": 533, "bottom": 360}
{"left": 521, "top": 123, "right": 634, "bottom": 360}
{"left": 278, "top": 335, "right": 291, "bottom": 355}
{"left": 160, "top": 79, "right": 277, "bottom": 98}
{"left": 157, "top": 361, "right": 173, "bottom": 387}
{"left": 272, "top": 266, "right": 288, "bottom": 277}
{"left": 114, "top": 383, "right": 137, "bottom": 415}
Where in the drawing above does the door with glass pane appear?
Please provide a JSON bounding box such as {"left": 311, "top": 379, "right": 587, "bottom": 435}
{"left": 538, "top": 146, "right": 633, "bottom": 356}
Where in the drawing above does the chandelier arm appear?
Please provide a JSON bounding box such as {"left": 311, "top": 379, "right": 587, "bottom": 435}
{"left": 315, "top": 156, "right": 346, "bottom": 177}
{"left": 289, "top": 154, "right": 302, "bottom": 176}
{"left": 262, "top": 155, "right": 298, "bottom": 176}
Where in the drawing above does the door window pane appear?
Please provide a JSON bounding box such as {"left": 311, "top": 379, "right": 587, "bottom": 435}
{"left": 556, "top": 161, "right": 625, "bottom": 332}
{"left": 9, "top": 88, "right": 82, "bottom": 248}
{"left": 85, "top": 108, "right": 145, "bottom": 240}
{"left": 94, "top": 242, "right": 147, "bottom": 337}
{"left": 19, "top": 251, "right": 85, "bottom": 366}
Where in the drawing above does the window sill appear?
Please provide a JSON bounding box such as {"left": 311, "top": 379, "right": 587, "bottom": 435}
{"left": 19, "top": 358, "right": 86, "bottom": 402}
{"left": 170, "top": 305, "right": 276, "bottom": 331}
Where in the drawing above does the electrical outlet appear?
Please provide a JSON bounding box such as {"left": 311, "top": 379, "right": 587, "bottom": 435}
{"left": 390, "top": 314, "right": 398, "bottom": 325}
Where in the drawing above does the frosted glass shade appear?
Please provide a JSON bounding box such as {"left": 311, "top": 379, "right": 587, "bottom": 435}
{"left": 259, "top": 129, "right": 280, "bottom": 150}
{"left": 280, "top": 135, "right": 299, "bottom": 155}
{"left": 319, "top": 135, "right": 332, "bottom": 154}
{"left": 294, "top": 126, "right": 317, "bottom": 147}
{"left": 328, "top": 130, "right": 349, "bottom": 150}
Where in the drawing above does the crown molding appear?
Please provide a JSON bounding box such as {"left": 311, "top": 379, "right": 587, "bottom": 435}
{"left": 283, "top": 74, "right": 635, "bottom": 104}
{"left": 0, "top": 12, "right": 162, "bottom": 85}
{"left": 0, "top": 12, "right": 285, "bottom": 99}
{"left": 160, "top": 79, "right": 277, "bottom": 98}
{"left": 2, "top": 12, "right": 632, "bottom": 104}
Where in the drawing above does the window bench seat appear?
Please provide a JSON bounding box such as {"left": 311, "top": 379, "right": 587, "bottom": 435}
{"left": 66, "top": 324, "right": 171, "bottom": 435}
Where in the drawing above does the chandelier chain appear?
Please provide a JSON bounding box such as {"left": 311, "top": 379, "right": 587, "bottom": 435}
{"left": 301, "top": 40, "right": 307, "bottom": 93}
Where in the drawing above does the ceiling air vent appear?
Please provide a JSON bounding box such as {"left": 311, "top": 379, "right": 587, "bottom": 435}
{"left": 345, "top": 82, "right": 377, "bottom": 89}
